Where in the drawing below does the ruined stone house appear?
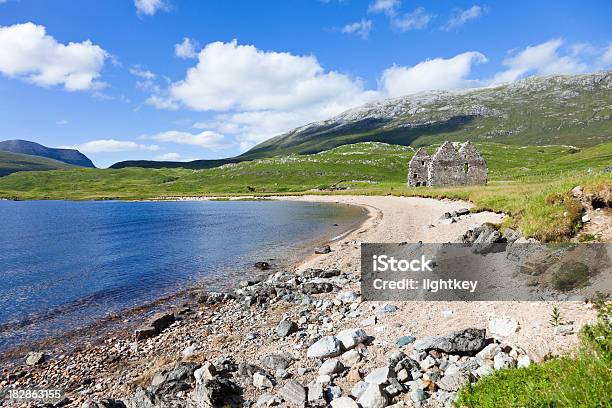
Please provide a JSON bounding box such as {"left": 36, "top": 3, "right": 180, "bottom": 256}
{"left": 408, "top": 141, "right": 487, "bottom": 187}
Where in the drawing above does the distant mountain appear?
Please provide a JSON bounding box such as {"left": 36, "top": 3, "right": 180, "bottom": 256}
{"left": 0, "top": 140, "right": 95, "bottom": 168}
{"left": 110, "top": 157, "right": 241, "bottom": 170}
{"left": 110, "top": 71, "right": 612, "bottom": 170}
{"left": 0, "top": 151, "right": 75, "bottom": 177}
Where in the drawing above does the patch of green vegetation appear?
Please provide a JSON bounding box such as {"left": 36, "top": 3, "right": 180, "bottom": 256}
{"left": 455, "top": 300, "right": 612, "bottom": 407}
{"left": 0, "top": 151, "right": 75, "bottom": 176}
{"left": 0, "top": 141, "right": 610, "bottom": 241}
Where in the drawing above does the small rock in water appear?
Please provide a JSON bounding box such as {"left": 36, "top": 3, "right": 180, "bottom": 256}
{"left": 277, "top": 319, "right": 299, "bottom": 337}
{"left": 315, "top": 245, "right": 332, "bottom": 254}
{"left": 396, "top": 335, "right": 416, "bottom": 346}
{"left": 25, "top": 351, "right": 46, "bottom": 366}
{"left": 255, "top": 261, "right": 271, "bottom": 270}
{"left": 280, "top": 380, "right": 307, "bottom": 406}
{"left": 307, "top": 336, "right": 343, "bottom": 359}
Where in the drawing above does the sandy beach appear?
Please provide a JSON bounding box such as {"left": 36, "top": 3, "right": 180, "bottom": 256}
{"left": 3, "top": 195, "right": 598, "bottom": 408}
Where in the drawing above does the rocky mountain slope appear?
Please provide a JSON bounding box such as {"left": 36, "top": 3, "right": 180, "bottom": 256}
{"left": 0, "top": 140, "right": 95, "bottom": 168}
{"left": 110, "top": 71, "right": 611, "bottom": 170}
{"left": 242, "top": 72, "right": 611, "bottom": 159}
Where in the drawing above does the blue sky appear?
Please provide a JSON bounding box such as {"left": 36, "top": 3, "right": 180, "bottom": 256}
{"left": 0, "top": 0, "right": 610, "bottom": 167}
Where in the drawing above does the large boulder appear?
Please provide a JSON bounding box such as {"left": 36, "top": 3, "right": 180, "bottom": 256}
{"left": 192, "top": 378, "right": 242, "bottom": 407}
{"left": 413, "top": 328, "right": 486, "bottom": 354}
{"left": 336, "top": 328, "right": 368, "bottom": 350}
{"left": 149, "top": 362, "right": 199, "bottom": 396}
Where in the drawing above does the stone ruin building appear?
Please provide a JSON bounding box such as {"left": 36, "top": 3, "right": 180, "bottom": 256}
{"left": 408, "top": 141, "right": 488, "bottom": 187}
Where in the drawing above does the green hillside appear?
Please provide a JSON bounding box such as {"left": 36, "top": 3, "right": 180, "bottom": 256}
{"left": 0, "top": 151, "right": 75, "bottom": 177}
{"left": 0, "top": 141, "right": 610, "bottom": 241}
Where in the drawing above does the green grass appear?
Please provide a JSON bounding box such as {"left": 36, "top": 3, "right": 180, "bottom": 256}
{"left": 0, "top": 151, "right": 75, "bottom": 176}
{"left": 455, "top": 301, "right": 612, "bottom": 408}
{"left": 0, "top": 141, "right": 610, "bottom": 241}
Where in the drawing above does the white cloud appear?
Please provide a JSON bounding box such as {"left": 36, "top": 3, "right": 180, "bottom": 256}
{"left": 153, "top": 40, "right": 378, "bottom": 112}
{"left": 56, "top": 120, "right": 68, "bottom": 125}
{"left": 368, "top": 0, "right": 400, "bottom": 16}
{"left": 130, "top": 65, "right": 158, "bottom": 91}
{"left": 148, "top": 40, "right": 380, "bottom": 149}
{"left": 380, "top": 51, "right": 487, "bottom": 97}
{"left": 391, "top": 7, "right": 434, "bottom": 31}
{"left": 144, "top": 130, "right": 231, "bottom": 149}
{"left": 0, "top": 22, "right": 108, "bottom": 91}
{"left": 68, "top": 139, "right": 160, "bottom": 153}
{"left": 601, "top": 43, "right": 612, "bottom": 66}
{"left": 493, "top": 39, "right": 589, "bottom": 84}
{"left": 341, "top": 20, "right": 373, "bottom": 39}
{"left": 134, "top": 0, "right": 168, "bottom": 16}
{"left": 443, "top": 5, "right": 484, "bottom": 31}
{"left": 154, "top": 152, "right": 182, "bottom": 161}
{"left": 175, "top": 37, "right": 199, "bottom": 59}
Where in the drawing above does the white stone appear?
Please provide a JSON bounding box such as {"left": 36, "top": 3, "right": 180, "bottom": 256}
{"left": 476, "top": 343, "right": 501, "bottom": 360}
{"left": 488, "top": 317, "right": 519, "bottom": 339}
{"left": 341, "top": 349, "right": 361, "bottom": 366}
{"left": 364, "top": 366, "right": 392, "bottom": 385}
{"left": 307, "top": 336, "right": 343, "bottom": 358}
{"left": 319, "top": 358, "right": 344, "bottom": 375}
{"left": 181, "top": 345, "right": 196, "bottom": 358}
{"left": 194, "top": 362, "right": 216, "bottom": 384}
{"left": 336, "top": 328, "right": 368, "bottom": 350}
{"left": 493, "top": 352, "right": 516, "bottom": 370}
{"left": 331, "top": 397, "right": 359, "bottom": 408}
{"left": 337, "top": 291, "right": 359, "bottom": 303}
{"left": 517, "top": 355, "right": 531, "bottom": 368}
{"left": 253, "top": 372, "right": 273, "bottom": 389}
{"left": 472, "top": 365, "right": 493, "bottom": 378}
{"left": 358, "top": 383, "right": 388, "bottom": 408}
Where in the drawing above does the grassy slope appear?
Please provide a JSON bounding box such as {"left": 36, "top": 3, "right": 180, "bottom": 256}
{"left": 455, "top": 301, "right": 611, "bottom": 407}
{"left": 0, "top": 141, "right": 610, "bottom": 241}
{"left": 0, "top": 151, "right": 75, "bottom": 177}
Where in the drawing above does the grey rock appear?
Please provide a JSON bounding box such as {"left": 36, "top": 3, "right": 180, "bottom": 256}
{"left": 341, "top": 349, "right": 361, "bottom": 366}
{"left": 126, "top": 388, "right": 156, "bottom": 408}
{"left": 192, "top": 378, "right": 241, "bottom": 407}
{"left": 413, "top": 328, "right": 486, "bottom": 354}
{"left": 437, "top": 373, "right": 469, "bottom": 392}
{"left": 25, "top": 351, "right": 46, "bottom": 366}
{"left": 280, "top": 380, "right": 307, "bottom": 406}
{"left": 83, "top": 399, "right": 126, "bottom": 408}
{"left": 364, "top": 366, "right": 393, "bottom": 385}
{"left": 149, "top": 362, "right": 198, "bottom": 396}
{"left": 315, "top": 245, "right": 332, "bottom": 254}
{"left": 134, "top": 326, "right": 157, "bottom": 341}
{"left": 301, "top": 282, "right": 334, "bottom": 295}
{"left": 260, "top": 354, "right": 292, "bottom": 371}
{"left": 396, "top": 335, "right": 416, "bottom": 346}
{"left": 257, "top": 394, "right": 280, "bottom": 407}
{"left": 325, "top": 385, "right": 343, "bottom": 400}
{"left": 307, "top": 336, "right": 343, "bottom": 359}
{"left": 276, "top": 320, "right": 299, "bottom": 337}
{"left": 147, "top": 311, "right": 175, "bottom": 333}
{"left": 554, "top": 324, "right": 574, "bottom": 336}
{"left": 377, "top": 304, "right": 398, "bottom": 314}
{"left": 455, "top": 208, "right": 470, "bottom": 216}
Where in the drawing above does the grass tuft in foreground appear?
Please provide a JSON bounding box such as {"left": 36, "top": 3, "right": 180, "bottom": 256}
{"left": 455, "top": 299, "right": 612, "bottom": 407}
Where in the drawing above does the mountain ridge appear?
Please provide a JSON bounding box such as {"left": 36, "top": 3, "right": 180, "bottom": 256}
{"left": 0, "top": 140, "right": 95, "bottom": 168}
{"left": 111, "top": 71, "right": 612, "bottom": 169}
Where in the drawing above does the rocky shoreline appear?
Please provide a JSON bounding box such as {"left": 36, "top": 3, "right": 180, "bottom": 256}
{"left": 1, "top": 195, "right": 596, "bottom": 408}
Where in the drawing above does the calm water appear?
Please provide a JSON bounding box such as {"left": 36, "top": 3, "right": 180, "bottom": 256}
{"left": 0, "top": 200, "right": 363, "bottom": 352}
